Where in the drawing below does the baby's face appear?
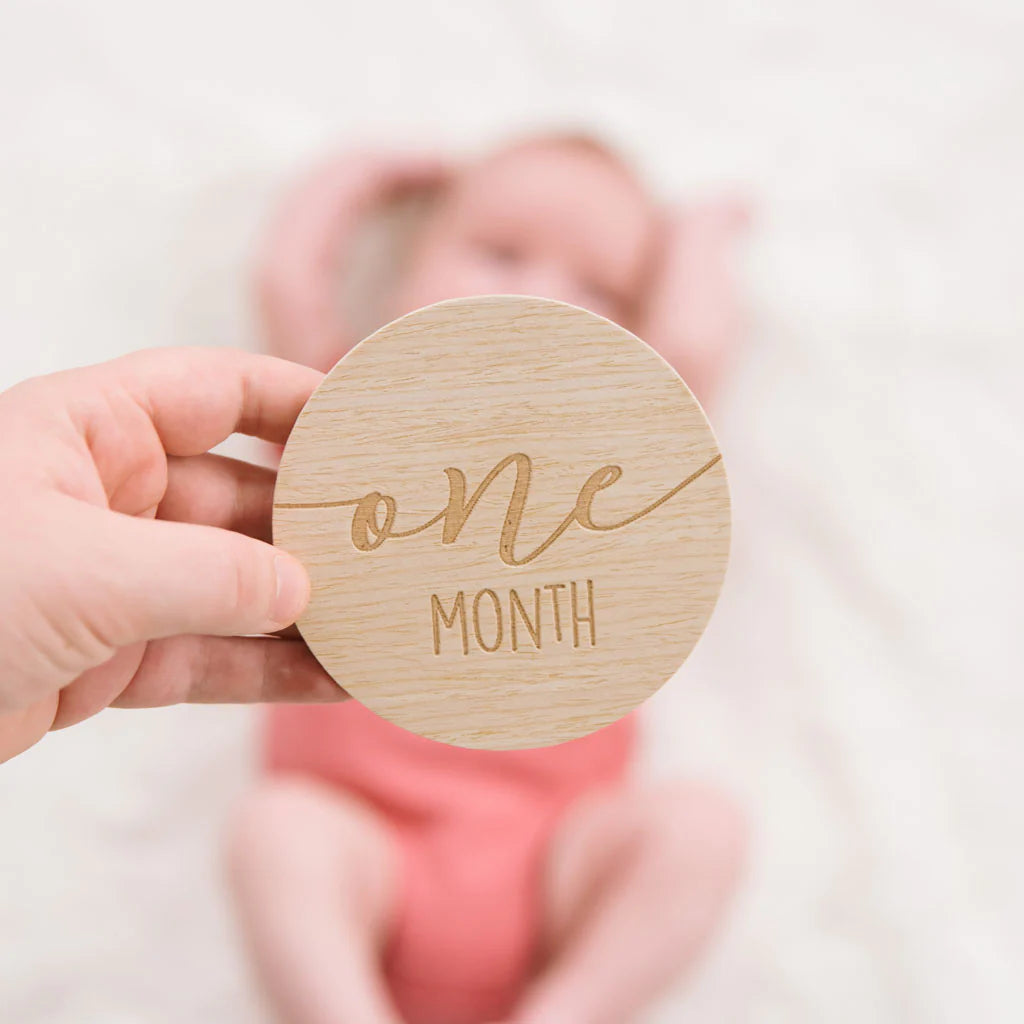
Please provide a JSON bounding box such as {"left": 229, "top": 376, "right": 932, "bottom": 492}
{"left": 395, "top": 143, "right": 655, "bottom": 328}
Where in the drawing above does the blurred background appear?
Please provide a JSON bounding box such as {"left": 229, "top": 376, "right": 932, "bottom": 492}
{"left": 1, "top": 1, "right": 1022, "bottom": 1021}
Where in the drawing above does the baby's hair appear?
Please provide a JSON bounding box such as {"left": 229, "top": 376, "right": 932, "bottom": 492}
{"left": 477, "top": 129, "right": 650, "bottom": 198}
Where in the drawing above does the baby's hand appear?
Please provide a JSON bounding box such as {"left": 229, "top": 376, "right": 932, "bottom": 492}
{"left": 0, "top": 347, "right": 345, "bottom": 762}
{"left": 641, "top": 196, "right": 752, "bottom": 405}
{"left": 255, "top": 148, "right": 453, "bottom": 370}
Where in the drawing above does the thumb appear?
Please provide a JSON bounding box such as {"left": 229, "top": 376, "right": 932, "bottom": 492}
{"left": 96, "top": 512, "right": 311, "bottom": 644}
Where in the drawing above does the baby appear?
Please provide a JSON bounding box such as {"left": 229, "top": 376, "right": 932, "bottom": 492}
{"left": 227, "top": 134, "right": 748, "bottom": 1024}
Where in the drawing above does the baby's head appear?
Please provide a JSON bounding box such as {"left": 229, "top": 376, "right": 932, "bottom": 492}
{"left": 394, "top": 134, "right": 658, "bottom": 330}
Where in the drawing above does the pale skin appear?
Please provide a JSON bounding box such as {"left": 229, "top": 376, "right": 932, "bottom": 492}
{"left": 229, "top": 140, "right": 749, "bottom": 1024}
{"left": 0, "top": 347, "right": 345, "bottom": 764}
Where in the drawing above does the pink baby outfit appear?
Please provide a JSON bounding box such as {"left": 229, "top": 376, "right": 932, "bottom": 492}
{"left": 265, "top": 699, "right": 636, "bottom": 1024}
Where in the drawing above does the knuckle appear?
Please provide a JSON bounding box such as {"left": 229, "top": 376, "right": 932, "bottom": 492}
{"left": 221, "top": 543, "right": 275, "bottom": 627}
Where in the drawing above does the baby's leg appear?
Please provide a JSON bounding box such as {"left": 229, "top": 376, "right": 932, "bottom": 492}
{"left": 513, "top": 781, "right": 747, "bottom": 1024}
{"left": 225, "top": 776, "right": 402, "bottom": 1024}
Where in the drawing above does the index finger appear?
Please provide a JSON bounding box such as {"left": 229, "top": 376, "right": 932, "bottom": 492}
{"left": 110, "top": 346, "right": 323, "bottom": 455}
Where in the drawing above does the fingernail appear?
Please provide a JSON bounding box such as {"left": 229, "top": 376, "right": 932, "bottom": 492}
{"left": 271, "top": 555, "right": 310, "bottom": 627}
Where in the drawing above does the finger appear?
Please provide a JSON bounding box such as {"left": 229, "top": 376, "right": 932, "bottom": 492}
{"left": 159, "top": 453, "right": 276, "bottom": 541}
{"left": 54, "top": 632, "right": 341, "bottom": 731}
{"left": 51, "top": 644, "right": 145, "bottom": 730}
{"left": 0, "top": 695, "right": 59, "bottom": 764}
{"left": 108, "top": 347, "right": 322, "bottom": 455}
{"left": 110, "top": 635, "right": 347, "bottom": 707}
{"left": 83, "top": 505, "right": 310, "bottom": 644}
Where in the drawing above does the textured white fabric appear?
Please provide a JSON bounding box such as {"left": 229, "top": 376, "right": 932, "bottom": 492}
{"left": 1, "top": 1, "right": 1021, "bottom": 1021}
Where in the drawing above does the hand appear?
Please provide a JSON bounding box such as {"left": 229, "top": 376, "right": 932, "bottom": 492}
{"left": 256, "top": 148, "right": 453, "bottom": 370}
{"left": 640, "top": 196, "right": 751, "bottom": 405}
{"left": 0, "top": 347, "right": 345, "bottom": 763}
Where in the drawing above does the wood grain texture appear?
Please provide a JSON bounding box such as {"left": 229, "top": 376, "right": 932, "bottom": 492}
{"left": 273, "top": 296, "right": 730, "bottom": 749}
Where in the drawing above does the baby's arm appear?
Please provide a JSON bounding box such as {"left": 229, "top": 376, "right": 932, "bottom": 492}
{"left": 254, "top": 150, "right": 450, "bottom": 371}
{"left": 640, "top": 199, "right": 750, "bottom": 407}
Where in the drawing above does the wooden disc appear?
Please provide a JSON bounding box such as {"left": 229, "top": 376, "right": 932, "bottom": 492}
{"left": 273, "top": 296, "right": 730, "bottom": 749}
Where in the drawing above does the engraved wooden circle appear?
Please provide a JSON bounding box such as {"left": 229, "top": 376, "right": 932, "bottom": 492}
{"left": 273, "top": 295, "right": 730, "bottom": 750}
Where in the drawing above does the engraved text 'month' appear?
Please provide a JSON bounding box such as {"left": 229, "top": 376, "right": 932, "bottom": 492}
{"left": 431, "top": 580, "right": 597, "bottom": 656}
